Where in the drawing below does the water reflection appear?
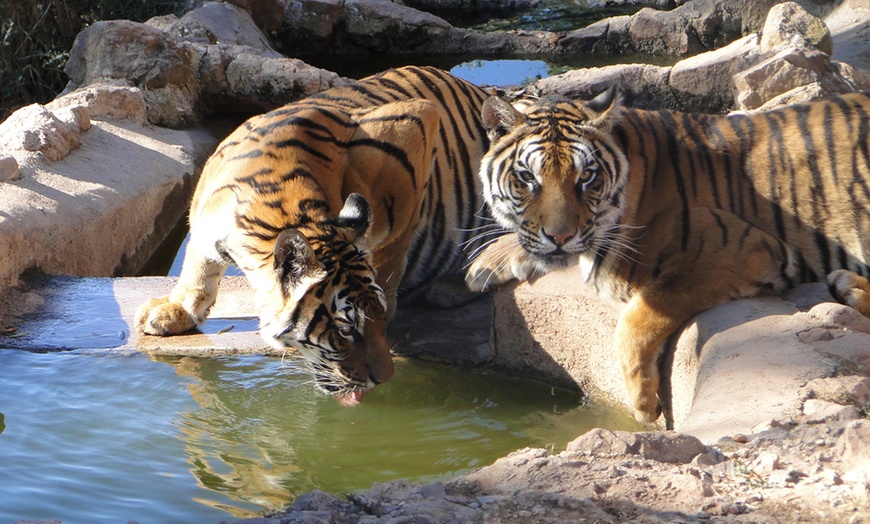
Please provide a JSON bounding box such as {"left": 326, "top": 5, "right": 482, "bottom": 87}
{"left": 0, "top": 350, "right": 641, "bottom": 521}
{"left": 156, "top": 354, "right": 642, "bottom": 517}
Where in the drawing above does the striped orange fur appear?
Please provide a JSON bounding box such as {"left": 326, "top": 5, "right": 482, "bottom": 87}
{"left": 136, "top": 66, "right": 494, "bottom": 399}
{"left": 468, "top": 90, "right": 870, "bottom": 422}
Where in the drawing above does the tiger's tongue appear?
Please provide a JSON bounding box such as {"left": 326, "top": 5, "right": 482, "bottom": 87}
{"left": 334, "top": 390, "right": 365, "bottom": 407}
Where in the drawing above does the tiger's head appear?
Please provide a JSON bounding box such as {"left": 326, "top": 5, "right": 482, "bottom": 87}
{"left": 258, "top": 193, "right": 392, "bottom": 403}
{"left": 479, "top": 88, "right": 629, "bottom": 265}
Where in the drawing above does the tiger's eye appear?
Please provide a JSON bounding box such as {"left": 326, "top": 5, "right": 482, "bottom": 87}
{"left": 516, "top": 169, "right": 536, "bottom": 186}
{"left": 336, "top": 322, "right": 355, "bottom": 338}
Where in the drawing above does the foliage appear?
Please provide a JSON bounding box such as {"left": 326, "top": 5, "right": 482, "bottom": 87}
{"left": 0, "top": 0, "right": 187, "bottom": 121}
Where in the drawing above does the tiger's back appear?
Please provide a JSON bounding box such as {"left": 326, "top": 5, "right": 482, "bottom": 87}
{"left": 612, "top": 95, "right": 870, "bottom": 293}
{"left": 137, "top": 66, "right": 493, "bottom": 400}
{"left": 471, "top": 90, "right": 870, "bottom": 421}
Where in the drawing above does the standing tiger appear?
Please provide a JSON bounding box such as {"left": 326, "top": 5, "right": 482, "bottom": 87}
{"left": 136, "top": 66, "right": 494, "bottom": 403}
{"left": 467, "top": 89, "right": 870, "bottom": 422}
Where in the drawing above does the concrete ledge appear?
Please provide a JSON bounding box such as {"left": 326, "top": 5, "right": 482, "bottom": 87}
{"left": 492, "top": 267, "right": 870, "bottom": 442}
{"left": 0, "top": 274, "right": 493, "bottom": 363}
{"left": 0, "top": 91, "right": 222, "bottom": 289}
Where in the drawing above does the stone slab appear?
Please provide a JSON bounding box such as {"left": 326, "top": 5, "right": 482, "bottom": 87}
{"left": 0, "top": 274, "right": 493, "bottom": 364}
{"left": 0, "top": 117, "right": 221, "bottom": 290}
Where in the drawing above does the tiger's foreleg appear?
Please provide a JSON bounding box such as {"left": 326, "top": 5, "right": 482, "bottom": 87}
{"left": 136, "top": 239, "right": 228, "bottom": 335}
{"left": 465, "top": 233, "right": 571, "bottom": 291}
{"left": 619, "top": 208, "right": 794, "bottom": 422}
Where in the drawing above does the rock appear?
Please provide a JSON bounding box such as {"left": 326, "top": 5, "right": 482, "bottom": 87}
{"left": 568, "top": 429, "right": 706, "bottom": 464}
{"left": 221, "top": 52, "right": 343, "bottom": 112}
{"left": 669, "top": 34, "right": 763, "bottom": 112}
{"left": 628, "top": 7, "right": 702, "bottom": 55}
{"left": 627, "top": 0, "right": 742, "bottom": 54}
{"left": 64, "top": 21, "right": 198, "bottom": 91}
{"left": 287, "top": 489, "right": 347, "bottom": 512}
{"left": 0, "top": 156, "right": 21, "bottom": 182}
{"left": 807, "top": 301, "right": 870, "bottom": 334}
{"left": 567, "top": 428, "right": 635, "bottom": 456}
{"left": 279, "top": 0, "right": 345, "bottom": 55}
{"left": 402, "top": 0, "right": 539, "bottom": 18}
{"left": 631, "top": 431, "right": 708, "bottom": 464}
{"left": 833, "top": 60, "right": 870, "bottom": 92}
{"left": 760, "top": 2, "right": 833, "bottom": 55}
{"left": 340, "top": 0, "right": 453, "bottom": 53}
{"left": 61, "top": 12, "right": 343, "bottom": 125}
{"left": 52, "top": 85, "right": 149, "bottom": 126}
{"left": 146, "top": 1, "right": 281, "bottom": 55}
{"left": 63, "top": 20, "right": 201, "bottom": 127}
{"left": 750, "top": 452, "right": 780, "bottom": 477}
{"left": 732, "top": 47, "right": 832, "bottom": 111}
{"left": 803, "top": 399, "right": 862, "bottom": 423}
{"left": 835, "top": 420, "right": 870, "bottom": 467}
{"left": 0, "top": 104, "right": 82, "bottom": 162}
{"left": 560, "top": 16, "right": 632, "bottom": 54}
{"left": 530, "top": 63, "right": 677, "bottom": 110}
{"left": 751, "top": 81, "right": 833, "bottom": 111}
{"left": 741, "top": 0, "right": 782, "bottom": 34}
{"left": 804, "top": 376, "right": 870, "bottom": 405}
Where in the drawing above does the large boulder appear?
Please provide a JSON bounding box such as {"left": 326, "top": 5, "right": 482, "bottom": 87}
{"left": 528, "top": 63, "right": 677, "bottom": 110}
{"left": 559, "top": 0, "right": 743, "bottom": 55}
{"left": 62, "top": 6, "right": 342, "bottom": 127}
{"left": 759, "top": 1, "right": 833, "bottom": 55}
{"left": 536, "top": 0, "right": 868, "bottom": 113}
{"left": 668, "top": 34, "right": 763, "bottom": 112}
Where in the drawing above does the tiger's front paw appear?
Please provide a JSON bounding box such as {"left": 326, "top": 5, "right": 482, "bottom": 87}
{"left": 624, "top": 371, "right": 663, "bottom": 423}
{"left": 135, "top": 296, "right": 198, "bottom": 336}
{"left": 828, "top": 269, "right": 870, "bottom": 317}
{"left": 632, "top": 394, "right": 663, "bottom": 424}
{"left": 465, "top": 234, "right": 531, "bottom": 292}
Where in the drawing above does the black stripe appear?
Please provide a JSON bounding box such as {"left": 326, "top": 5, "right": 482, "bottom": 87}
{"left": 764, "top": 114, "right": 789, "bottom": 243}
{"left": 347, "top": 138, "right": 418, "bottom": 189}
{"left": 270, "top": 138, "right": 331, "bottom": 162}
{"left": 660, "top": 110, "right": 691, "bottom": 250}
{"left": 814, "top": 230, "right": 833, "bottom": 277}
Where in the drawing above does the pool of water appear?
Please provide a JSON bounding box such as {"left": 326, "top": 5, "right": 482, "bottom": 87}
{"left": 0, "top": 349, "right": 641, "bottom": 522}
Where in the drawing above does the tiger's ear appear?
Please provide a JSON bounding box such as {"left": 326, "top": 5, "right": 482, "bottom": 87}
{"left": 335, "top": 192, "right": 372, "bottom": 245}
{"left": 274, "top": 229, "right": 323, "bottom": 286}
{"left": 482, "top": 96, "right": 525, "bottom": 141}
{"left": 583, "top": 84, "right": 623, "bottom": 129}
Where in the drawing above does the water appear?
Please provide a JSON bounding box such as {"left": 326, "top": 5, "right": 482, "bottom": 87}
{"left": 455, "top": 0, "right": 641, "bottom": 33}
{"left": 0, "top": 350, "right": 641, "bottom": 522}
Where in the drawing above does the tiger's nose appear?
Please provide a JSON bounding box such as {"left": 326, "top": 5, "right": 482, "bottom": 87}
{"left": 542, "top": 228, "right": 576, "bottom": 246}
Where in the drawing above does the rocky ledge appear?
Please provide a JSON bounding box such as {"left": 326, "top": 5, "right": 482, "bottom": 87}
{"left": 237, "top": 420, "right": 870, "bottom": 523}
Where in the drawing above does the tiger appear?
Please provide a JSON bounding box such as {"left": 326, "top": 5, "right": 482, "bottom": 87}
{"left": 466, "top": 88, "right": 870, "bottom": 423}
{"left": 136, "top": 66, "right": 495, "bottom": 404}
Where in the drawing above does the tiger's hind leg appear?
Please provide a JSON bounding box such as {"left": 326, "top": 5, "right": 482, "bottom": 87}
{"left": 827, "top": 269, "right": 870, "bottom": 317}
{"left": 136, "top": 239, "right": 228, "bottom": 335}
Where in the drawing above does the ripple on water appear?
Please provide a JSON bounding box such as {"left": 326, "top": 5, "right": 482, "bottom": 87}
{"left": 0, "top": 350, "right": 641, "bottom": 521}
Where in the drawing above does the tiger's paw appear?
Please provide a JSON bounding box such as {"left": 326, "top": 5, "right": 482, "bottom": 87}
{"left": 135, "top": 296, "right": 198, "bottom": 336}
{"left": 465, "top": 234, "right": 534, "bottom": 292}
{"left": 827, "top": 269, "right": 870, "bottom": 317}
{"left": 632, "top": 396, "right": 663, "bottom": 424}
{"left": 624, "top": 371, "right": 663, "bottom": 423}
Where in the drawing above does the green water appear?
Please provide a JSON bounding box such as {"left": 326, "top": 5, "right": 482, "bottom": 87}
{"left": 0, "top": 349, "right": 641, "bottom": 522}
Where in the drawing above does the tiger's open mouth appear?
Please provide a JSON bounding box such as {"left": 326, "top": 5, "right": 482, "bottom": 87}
{"left": 333, "top": 389, "right": 367, "bottom": 406}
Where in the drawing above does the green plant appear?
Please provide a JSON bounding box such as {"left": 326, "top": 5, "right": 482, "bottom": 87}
{"left": 0, "top": 0, "right": 186, "bottom": 121}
